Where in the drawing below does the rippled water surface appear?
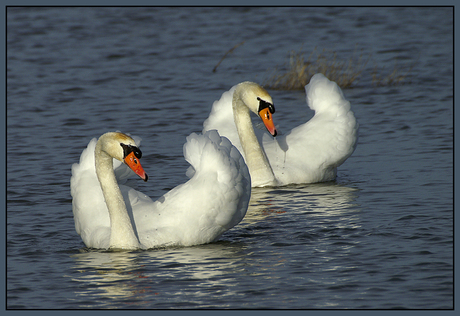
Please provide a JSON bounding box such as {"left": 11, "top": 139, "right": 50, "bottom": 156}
{"left": 6, "top": 7, "right": 453, "bottom": 309}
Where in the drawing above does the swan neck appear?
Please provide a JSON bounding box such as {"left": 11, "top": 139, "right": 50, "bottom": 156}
{"left": 232, "top": 87, "right": 276, "bottom": 186}
{"left": 95, "top": 142, "right": 140, "bottom": 250}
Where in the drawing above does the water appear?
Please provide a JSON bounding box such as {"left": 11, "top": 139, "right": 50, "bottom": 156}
{"left": 6, "top": 7, "right": 453, "bottom": 309}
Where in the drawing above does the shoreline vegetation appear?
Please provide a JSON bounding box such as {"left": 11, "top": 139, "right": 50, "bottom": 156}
{"left": 213, "top": 44, "right": 414, "bottom": 90}
{"left": 263, "top": 46, "right": 414, "bottom": 90}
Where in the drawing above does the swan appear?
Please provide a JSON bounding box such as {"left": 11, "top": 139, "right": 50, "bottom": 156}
{"left": 70, "top": 130, "right": 251, "bottom": 250}
{"left": 203, "top": 73, "right": 359, "bottom": 187}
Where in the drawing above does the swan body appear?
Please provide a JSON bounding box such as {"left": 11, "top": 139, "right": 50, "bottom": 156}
{"left": 203, "top": 73, "right": 358, "bottom": 187}
{"left": 71, "top": 130, "right": 251, "bottom": 250}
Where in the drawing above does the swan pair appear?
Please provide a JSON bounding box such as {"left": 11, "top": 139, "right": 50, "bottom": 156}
{"left": 71, "top": 73, "right": 358, "bottom": 250}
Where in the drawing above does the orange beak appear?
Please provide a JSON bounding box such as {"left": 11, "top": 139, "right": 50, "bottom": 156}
{"left": 259, "top": 107, "right": 277, "bottom": 137}
{"left": 124, "top": 151, "right": 148, "bottom": 182}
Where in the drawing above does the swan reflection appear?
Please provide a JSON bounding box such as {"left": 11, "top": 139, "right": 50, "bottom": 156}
{"left": 242, "top": 181, "right": 360, "bottom": 224}
{"left": 69, "top": 181, "right": 361, "bottom": 308}
{"left": 69, "top": 243, "right": 246, "bottom": 308}
{"left": 70, "top": 251, "right": 147, "bottom": 305}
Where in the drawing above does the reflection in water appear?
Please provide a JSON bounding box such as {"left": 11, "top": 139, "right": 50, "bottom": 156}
{"left": 70, "top": 251, "right": 146, "bottom": 307}
{"left": 70, "top": 243, "right": 246, "bottom": 308}
{"left": 244, "top": 181, "right": 361, "bottom": 225}
{"left": 69, "top": 182, "right": 362, "bottom": 308}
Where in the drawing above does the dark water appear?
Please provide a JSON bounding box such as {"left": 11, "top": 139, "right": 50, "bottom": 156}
{"left": 6, "top": 7, "right": 453, "bottom": 309}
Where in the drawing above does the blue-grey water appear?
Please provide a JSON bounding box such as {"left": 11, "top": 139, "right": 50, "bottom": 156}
{"left": 6, "top": 7, "right": 453, "bottom": 309}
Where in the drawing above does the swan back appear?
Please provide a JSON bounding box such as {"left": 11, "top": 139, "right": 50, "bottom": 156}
{"left": 132, "top": 130, "right": 251, "bottom": 247}
{"left": 263, "top": 73, "right": 358, "bottom": 184}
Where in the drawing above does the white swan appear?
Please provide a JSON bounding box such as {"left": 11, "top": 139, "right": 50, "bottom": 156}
{"left": 203, "top": 73, "right": 359, "bottom": 187}
{"left": 70, "top": 130, "right": 251, "bottom": 250}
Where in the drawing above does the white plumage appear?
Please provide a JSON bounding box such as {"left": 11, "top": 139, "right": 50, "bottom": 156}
{"left": 203, "top": 73, "right": 359, "bottom": 186}
{"left": 71, "top": 130, "right": 251, "bottom": 250}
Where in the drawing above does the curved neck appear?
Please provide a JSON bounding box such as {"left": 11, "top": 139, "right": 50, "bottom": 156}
{"left": 232, "top": 88, "right": 276, "bottom": 187}
{"left": 95, "top": 143, "right": 140, "bottom": 250}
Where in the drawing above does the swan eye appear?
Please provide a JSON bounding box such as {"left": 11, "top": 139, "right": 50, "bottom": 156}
{"left": 257, "top": 97, "right": 275, "bottom": 114}
{"left": 121, "top": 143, "right": 143, "bottom": 159}
{"left": 132, "top": 147, "right": 142, "bottom": 159}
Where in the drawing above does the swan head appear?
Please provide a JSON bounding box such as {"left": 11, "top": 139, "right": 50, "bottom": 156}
{"left": 97, "top": 132, "right": 149, "bottom": 182}
{"left": 236, "top": 81, "right": 277, "bottom": 137}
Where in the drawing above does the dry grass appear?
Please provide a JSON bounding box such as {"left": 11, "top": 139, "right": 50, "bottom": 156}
{"left": 263, "top": 46, "right": 413, "bottom": 90}
{"left": 213, "top": 41, "right": 245, "bottom": 73}
{"left": 264, "top": 46, "right": 369, "bottom": 90}
{"left": 371, "top": 61, "right": 414, "bottom": 87}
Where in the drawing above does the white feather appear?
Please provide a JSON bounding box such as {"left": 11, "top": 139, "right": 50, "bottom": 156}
{"left": 71, "top": 130, "right": 251, "bottom": 249}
